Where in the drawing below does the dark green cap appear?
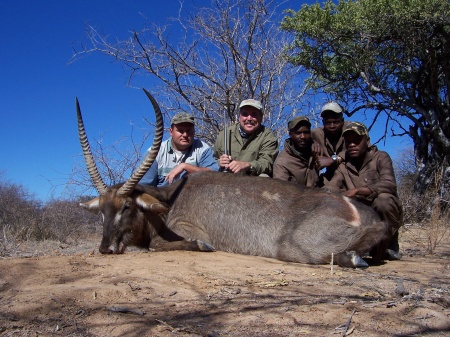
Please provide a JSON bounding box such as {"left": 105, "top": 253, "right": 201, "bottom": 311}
{"left": 288, "top": 116, "right": 311, "bottom": 130}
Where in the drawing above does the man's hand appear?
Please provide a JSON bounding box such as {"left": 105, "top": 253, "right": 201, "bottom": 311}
{"left": 315, "top": 156, "right": 334, "bottom": 170}
{"left": 342, "top": 188, "right": 359, "bottom": 198}
{"left": 311, "top": 143, "right": 323, "bottom": 156}
{"left": 164, "top": 163, "right": 186, "bottom": 184}
{"left": 219, "top": 154, "right": 233, "bottom": 169}
{"left": 227, "top": 160, "right": 251, "bottom": 174}
{"left": 219, "top": 154, "right": 251, "bottom": 174}
{"left": 343, "top": 187, "right": 371, "bottom": 198}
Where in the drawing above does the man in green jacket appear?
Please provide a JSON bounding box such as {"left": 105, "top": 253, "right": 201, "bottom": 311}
{"left": 214, "top": 99, "right": 279, "bottom": 176}
{"left": 328, "top": 122, "right": 403, "bottom": 261}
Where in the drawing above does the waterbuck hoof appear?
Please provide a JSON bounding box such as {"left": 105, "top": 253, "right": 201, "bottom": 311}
{"left": 385, "top": 249, "right": 401, "bottom": 261}
{"left": 336, "top": 251, "right": 369, "bottom": 269}
{"left": 351, "top": 254, "right": 369, "bottom": 269}
{"left": 99, "top": 247, "right": 113, "bottom": 254}
{"left": 196, "top": 240, "right": 215, "bottom": 252}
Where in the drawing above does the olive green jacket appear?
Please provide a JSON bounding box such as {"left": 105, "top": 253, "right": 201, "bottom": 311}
{"left": 213, "top": 123, "right": 279, "bottom": 176}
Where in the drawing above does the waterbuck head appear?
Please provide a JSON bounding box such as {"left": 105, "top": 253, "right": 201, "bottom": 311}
{"left": 77, "top": 89, "right": 169, "bottom": 254}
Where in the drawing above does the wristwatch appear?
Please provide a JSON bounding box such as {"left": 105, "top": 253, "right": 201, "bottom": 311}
{"left": 331, "top": 154, "right": 338, "bottom": 162}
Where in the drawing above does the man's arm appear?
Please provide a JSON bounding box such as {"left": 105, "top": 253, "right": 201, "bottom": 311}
{"left": 363, "top": 151, "right": 398, "bottom": 197}
{"left": 164, "top": 144, "right": 219, "bottom": 184}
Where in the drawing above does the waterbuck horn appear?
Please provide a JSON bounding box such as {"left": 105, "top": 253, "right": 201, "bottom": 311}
{"left": 117, "top": 88, "right": 164, "bottom": 195}
{"left": 76, "top": 88, "right": 164, "bottom": 196}
{"left": 76, "top": 97, "right": 108, "bottom": 195}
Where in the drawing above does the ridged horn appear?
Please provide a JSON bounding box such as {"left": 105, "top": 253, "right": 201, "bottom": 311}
{"left": 76, "top": 98, "right": 108, "bottom": 195}
{"left": 117, "top": 88, "right": 164, "bottom": 196}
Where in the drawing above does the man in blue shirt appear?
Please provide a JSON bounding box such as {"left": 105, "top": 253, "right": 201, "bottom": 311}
{"left": 141, "top": 112, "right": 219, "bottom": 187}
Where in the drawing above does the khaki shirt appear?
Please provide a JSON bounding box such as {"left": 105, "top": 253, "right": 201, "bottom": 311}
{"left": 213, "top": 123, "right": 279, "bottom": 176}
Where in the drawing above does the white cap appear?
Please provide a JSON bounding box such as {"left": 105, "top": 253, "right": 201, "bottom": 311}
{"left": 320, "top": 102, "right": 343, "bottom": 117}
{"left": 239, "top": 99, "right": 263, "bottom": 113}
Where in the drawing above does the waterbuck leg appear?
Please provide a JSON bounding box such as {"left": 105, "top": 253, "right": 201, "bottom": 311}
{"left": 150, "top": 239, "right": 215, "bottom": 252}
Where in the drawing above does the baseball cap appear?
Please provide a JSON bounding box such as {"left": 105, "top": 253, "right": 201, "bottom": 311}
{"left": 239, "top": 99, "right": 263, "bottom": 113}
{"left": 171, "top": 112, "right": 195, "bottom": 125}
{"left": 342, "top": 122, "right": 369, "bottom": 136}
{"left": 320, "top": 102, "right": 343, "bottom": 117}
{"left": 288, "top": 116, "right": 311, "bottom": 130}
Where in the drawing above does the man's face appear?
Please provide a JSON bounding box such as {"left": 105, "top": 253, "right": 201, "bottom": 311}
{"left": 170, "top": 122, "right": 195, "bottom": 151}
{"left": 344, "top": 132, "right": 369, "bottom": 159}
{"left": 322, "top": 113, "right": 344, "bottom": 137}
{"left": 239, "top": 106, "right": 262, "bottom": 134}
{"left": 289, "top": 124, "right": 312, "bottom": 150}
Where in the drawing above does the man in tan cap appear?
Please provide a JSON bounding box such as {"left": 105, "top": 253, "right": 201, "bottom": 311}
{"left": 142, "top": 112, "right": 219, "bottom": 186}
{"left": 273, "top": 116, "right": 320, "bottom": 186}
{"left": 214, "top": 99, "right": 278, "bottom": 176}
{"left": 311, "top": 101, "right": 349, "bottom": 186}
{"left": 328, "top": 121, "right": 403, "bottom": 262}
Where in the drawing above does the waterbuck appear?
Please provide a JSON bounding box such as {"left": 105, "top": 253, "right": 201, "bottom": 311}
{"left": 77, "top": 89, "right": 388, "bottom": 268}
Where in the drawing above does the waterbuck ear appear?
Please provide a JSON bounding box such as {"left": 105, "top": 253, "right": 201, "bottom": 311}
{"left": 136, "top": 193, "right": 170, "bottom": 214}
{"left": 80, "top": 197, "right": 100, "bottom": 212}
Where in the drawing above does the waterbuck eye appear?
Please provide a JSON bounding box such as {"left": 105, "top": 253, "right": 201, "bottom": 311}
{"left": 121, "top": 202, "right": 131, "bottom": 213}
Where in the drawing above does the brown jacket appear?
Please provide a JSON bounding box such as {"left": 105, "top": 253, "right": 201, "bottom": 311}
{"left": 273, "top": 139, "right": 319, "bottom": 187}
{"left": 311, "top": 121, "right": 350, "bottom": 159}
{"left": 311, "top": 121, "right": 350, "bottom": 183}
{"left": 329, "top": 146, "right": 399, "bottom": 202}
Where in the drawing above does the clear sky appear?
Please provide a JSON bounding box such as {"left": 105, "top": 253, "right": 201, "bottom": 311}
{"left": 0, "top": 0, "right": 411, "bottom": 202}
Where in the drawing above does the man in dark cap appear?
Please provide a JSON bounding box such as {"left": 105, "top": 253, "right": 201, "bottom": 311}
{"left": 312, "top": 101, "right": 349, "bottom": 186}
{"left": 273, "top": 116, "right": 319, "bottom": 187}
{"left": 329, "top": 121, "right": 403, "bottom": 261}
{"left": 142, "top": 112, "right": 219, "bottom": 186}
{"left": 214, "top": 99, "right": 278, "bottom": 176}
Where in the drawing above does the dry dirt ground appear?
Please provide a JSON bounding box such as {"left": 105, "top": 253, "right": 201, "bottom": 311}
{"left": 1, "top": 226, "right": 449, "bottom": 337}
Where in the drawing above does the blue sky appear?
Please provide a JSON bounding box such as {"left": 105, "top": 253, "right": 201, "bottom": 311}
{"left": 1, "top": 0, "right": 198, "bottom": 201}
{"left": 0, "top": 0, "right": 411, "bottom": 202}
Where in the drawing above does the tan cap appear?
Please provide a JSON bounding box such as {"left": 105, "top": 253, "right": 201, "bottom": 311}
{"left": 171, "top": 112, "right": 195, "bottom": 125}
{"left": 288, "top": 116, "right": 311, "bottom": 130}
{"left": 343, "top": 122, "right": 369, "bottom": 136}
{"left": 320, "top": 102, "right": 343, "bottom": 117}
{"left": 239, "top": 99, "right": 263, "bottom": 112}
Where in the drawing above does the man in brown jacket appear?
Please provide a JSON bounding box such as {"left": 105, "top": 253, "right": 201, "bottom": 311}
{"left": 312, "top": 102, "right": 349, "bottom": 186}
{"left": 329, "top": 122, "right": 403, "bottom": 261}
{"left": 273, "top": 116, "right": 320, "bottom": 187}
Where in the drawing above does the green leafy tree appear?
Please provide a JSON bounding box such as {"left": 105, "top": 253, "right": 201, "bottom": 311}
{"left": 281, "top": 0, "right": 450, "bottom": 193}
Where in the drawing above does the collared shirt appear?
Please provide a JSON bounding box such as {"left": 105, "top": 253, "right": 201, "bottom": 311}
{"left": 141, "top": 138, "right": 219, "bottom": 187}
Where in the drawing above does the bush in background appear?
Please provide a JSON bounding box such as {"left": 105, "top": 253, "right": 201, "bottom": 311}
{"left": 0, "top": 178, "right": 100, "bottom": 257}
{"left": 395, "top": 148, "right": 450, "bottom": 254}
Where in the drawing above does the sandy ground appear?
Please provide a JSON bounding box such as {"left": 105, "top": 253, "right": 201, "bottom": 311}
{"left": 0, "top": 227, "right": 449, "bottom": 337}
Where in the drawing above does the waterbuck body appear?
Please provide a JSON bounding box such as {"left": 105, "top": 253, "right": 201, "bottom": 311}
{"left": 77, "top": 89, "right": 388, "bottom": 268}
